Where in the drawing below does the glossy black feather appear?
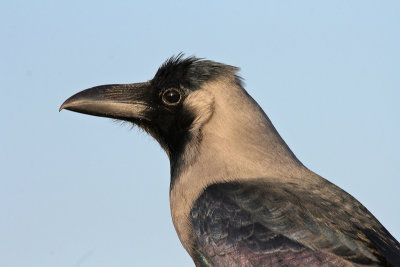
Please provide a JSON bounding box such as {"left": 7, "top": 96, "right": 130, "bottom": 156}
{"left": 190, "top": 181, "right": 400, "bottom": 266}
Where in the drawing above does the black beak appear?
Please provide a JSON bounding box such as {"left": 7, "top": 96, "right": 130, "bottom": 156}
{"left": 59, "top": 82, "right": 154, "bottom": 121}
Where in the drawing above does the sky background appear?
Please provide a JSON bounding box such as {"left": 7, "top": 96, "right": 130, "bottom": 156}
{"left": 1, "top": 1, "right": 399, "bottom": 266}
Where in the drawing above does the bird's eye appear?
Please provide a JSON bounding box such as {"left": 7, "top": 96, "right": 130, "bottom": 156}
{"left": 161, "top": 89, "right": 182, "bottom": 105}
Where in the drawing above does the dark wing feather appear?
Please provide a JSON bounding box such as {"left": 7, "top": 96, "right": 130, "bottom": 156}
{"left": 190, "top": 180, "right": 400, "bottom": 267}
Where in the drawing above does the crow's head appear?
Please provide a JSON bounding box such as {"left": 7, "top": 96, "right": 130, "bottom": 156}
{"left": 60, "top": 55, "right": 243, "bottom": 175}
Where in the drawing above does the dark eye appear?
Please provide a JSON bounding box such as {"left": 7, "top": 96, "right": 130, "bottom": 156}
{"left": 161, "top": 89, "right": 181, "bottom": 105}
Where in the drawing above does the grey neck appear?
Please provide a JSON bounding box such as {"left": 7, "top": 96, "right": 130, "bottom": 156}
{"left": 168, "top": 76, "right": 311, "bottom": 255}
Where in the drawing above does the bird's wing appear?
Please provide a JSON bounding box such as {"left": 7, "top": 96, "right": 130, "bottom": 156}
{"left": 190, "top": 180, "right": 400, "bottom": 267}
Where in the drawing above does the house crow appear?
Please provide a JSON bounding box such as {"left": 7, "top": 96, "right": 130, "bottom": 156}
{"left": 60, "top": 55, "right": 400, "bottom": 266}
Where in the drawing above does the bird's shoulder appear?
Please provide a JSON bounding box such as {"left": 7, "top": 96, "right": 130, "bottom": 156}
{"left": 190, "top": 179, "right": 400, "bottom": 267}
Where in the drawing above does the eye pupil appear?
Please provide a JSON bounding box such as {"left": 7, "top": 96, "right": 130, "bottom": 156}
{"left": 162, "top": 89, "right": 181, "bottom": 105}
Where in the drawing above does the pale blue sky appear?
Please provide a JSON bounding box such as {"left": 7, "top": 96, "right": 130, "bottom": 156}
{"left": 1, "top": 1, "right": 399, "bottom": 266}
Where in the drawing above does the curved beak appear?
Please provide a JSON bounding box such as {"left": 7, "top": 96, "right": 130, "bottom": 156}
{"left": 59, "top": 82, "right": 154, "bottom": 121}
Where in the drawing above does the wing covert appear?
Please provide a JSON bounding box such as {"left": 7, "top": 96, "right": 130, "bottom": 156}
{"left": 190, "top": 180, "right": 400, "bottom": 266}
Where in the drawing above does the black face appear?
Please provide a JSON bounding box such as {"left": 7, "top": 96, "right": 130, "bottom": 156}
{"left": 132, "top": 84, "right": 192, "bottom": 156}
{"left": 60, "top": 54, "right": 234, "bottom": 156}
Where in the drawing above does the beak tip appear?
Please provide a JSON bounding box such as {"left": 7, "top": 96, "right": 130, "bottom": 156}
{"left": 59, "top": 95, "right": 76, "bottom": 112}
{"left": 59, "top": 101, "right": 68, "bottom": 112}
